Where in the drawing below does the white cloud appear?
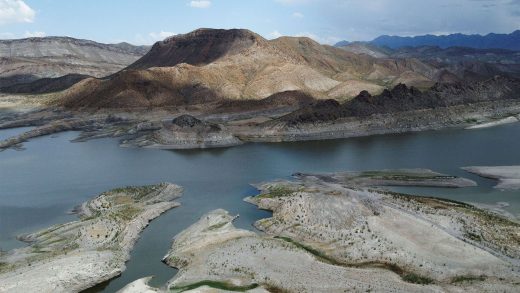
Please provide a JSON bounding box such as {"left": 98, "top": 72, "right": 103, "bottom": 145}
{"left": 293, "top": 32, "right": 339, "bottom": 44}
{"left": 23, "top": 31, "right": 45, "bottom": 38}
{"left": 189, "top": 1, "right": 211, "bottom": 8}
{"left": 292, "top": 12, "right": 304, "bottom": 18}
{"left": 268, "top": 30, "right": 283, "bottom": 39}
{"left": 0, "top": 0, "right": 35, "bottom": 25}
{"left": 266, "top": 30, "right": 338, "bottom": 44}
{"left": 295, "top": 32, "right": 320, "bottom": 41}
{"left": 134, "top": 31, "right": 177, "bottom": 45}
{"left": 149, "top": 31, "right": 176, "bottom": 40}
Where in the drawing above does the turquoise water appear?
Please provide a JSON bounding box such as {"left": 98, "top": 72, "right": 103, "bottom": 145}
{"left": 0, "top": 123, "right": 519, "bottom": 292}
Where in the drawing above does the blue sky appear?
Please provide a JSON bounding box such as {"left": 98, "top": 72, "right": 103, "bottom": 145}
{"left": 0, "top": 0, "right": 519, "bottom": 45}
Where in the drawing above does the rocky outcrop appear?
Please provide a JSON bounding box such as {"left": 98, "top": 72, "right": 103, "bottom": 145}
{"left": 0, "top": 183, "right": 183, "bottom": 293}
{"left": 278, "top": 76, "right": 520, "bottom": 125}
{"left": 0, "top": 118, "right": 101, "bottom": 150}
{"left": 122, "top": 114, "right": 243, "bottom": 149}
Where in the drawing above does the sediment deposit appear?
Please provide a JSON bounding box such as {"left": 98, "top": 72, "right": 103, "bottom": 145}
{"left": 463, "top": 166, "right": 520, "bottom": 190}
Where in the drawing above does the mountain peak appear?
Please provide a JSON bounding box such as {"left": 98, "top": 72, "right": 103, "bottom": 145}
{"left": 128, "top": 28, "right": 266, "bottom": 69}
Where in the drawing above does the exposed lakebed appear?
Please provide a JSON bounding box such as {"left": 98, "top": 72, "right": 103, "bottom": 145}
{"left": 0, "top": 120, "right": 519, "bottom": 292}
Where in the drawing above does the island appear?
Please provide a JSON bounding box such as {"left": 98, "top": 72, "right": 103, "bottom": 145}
{"left": 0, "top": 183, "right": 183, "bottom": 292}
{"left": 463, "top": 166, "right": 520, "bottom": 190}
{"left": 117, "top": 170, "right": 519, "bottom": 292}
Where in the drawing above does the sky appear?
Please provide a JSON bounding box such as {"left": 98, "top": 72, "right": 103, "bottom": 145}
{"left": 0, "top": 0, "right": 519, "bottom": 45}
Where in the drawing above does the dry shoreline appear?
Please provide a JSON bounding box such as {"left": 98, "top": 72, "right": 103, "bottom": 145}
{"left": 463, "top": 166, "right": 520, "bottom": 190}
{"left": 0, "top": 183, "right": 183, "bottom": 293}
{"left": 1, "top": 99, "right": 519, "bottom": 151}
{"left": 118, "top": 170, "right": 519, "bottom": 293}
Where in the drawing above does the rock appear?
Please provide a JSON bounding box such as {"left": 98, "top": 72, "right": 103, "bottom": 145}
{"left": 172, "top": 114, "right": 204, "bottom": 128}
{"left": 122, "top": 116, "right": 243, "bottom": 149}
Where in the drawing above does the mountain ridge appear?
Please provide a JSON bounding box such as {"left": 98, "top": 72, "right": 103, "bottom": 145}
{"left": 59, "top": 28, "right": 520, "bottom": 109}
{"left": 335, "top": 30, "right": 520, "bottom": 51}
{"left": 0, "top": 37, "right": 150, "bottom": 88}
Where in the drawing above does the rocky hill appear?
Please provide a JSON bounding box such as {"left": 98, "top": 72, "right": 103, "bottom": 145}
{"left": 0, "top": 37, "right": 150, "bottom": 88}
{"left": 280, "top": 76, "right": 520, "bottom": 125}
{"left": 128, "top": 28, "right": 264, "bottom": 69}
{"left": 61, "top": 28, "right": 484, "bottom": 109}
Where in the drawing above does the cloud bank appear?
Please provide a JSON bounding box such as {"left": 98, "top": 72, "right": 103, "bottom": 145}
{"left": 0, "top": 0, "right": 35, "bottom": 25}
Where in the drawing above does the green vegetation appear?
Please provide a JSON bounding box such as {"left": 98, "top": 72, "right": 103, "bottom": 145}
{"left": 207, "top": 221, "right": 228, "bottom": 231}
{"left": 401, "top": 273, "right": 434, "bottom": 285}
{"left": 353, "top": 261, "right": 405, "bottom": 275}
{"left": 353, "top": 261, "right": 435, "bottom": 285}
{"left": 108, "top": 184, "right": 160, "bottom": 200}
{"left": 274, "top": 236, "right": 341, "bottom": 265}
{"left": 115, "top": 205, "right": 142, "bottom": 221}
{"left": 379, "top": 189, "right": 473, "bottom": 208}
{"left": 451, "top": 275, "right": 486, "bottom": 283}
{"left": 170, "top": 280, "right": 259, "bottom": 292}
{"left": 465, "top": 231, "right": 482, "bottom": 242}
{"left": 359, "top": 170, "right": 456, "bottom": 182}
{"left": 257, "top": 186, "right": 296, "bottom": 199}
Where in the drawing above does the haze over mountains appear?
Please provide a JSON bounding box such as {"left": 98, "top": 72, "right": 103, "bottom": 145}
{"left": 335, "top": 30, "right": 520, "bottom": 51}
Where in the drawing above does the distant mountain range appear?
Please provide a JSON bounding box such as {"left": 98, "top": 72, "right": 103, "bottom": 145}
{"left": 58, "top": 28, "right": 520, "bottom": 109}
{"left": 335, "top": 31, "right": 520, "bottom": 51}
{"left": 0, "top": 37, "right": 150, "bottom": 88}
{"left": 1, "top": 29, "right": 519, "bottom": 105}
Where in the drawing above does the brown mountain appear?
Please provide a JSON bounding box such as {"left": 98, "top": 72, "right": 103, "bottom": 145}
{"left": 59, "top": 28, "right": 515, "bottom": 109}
{"left": 128, "top": 29, "right": 263, "bottom": 69}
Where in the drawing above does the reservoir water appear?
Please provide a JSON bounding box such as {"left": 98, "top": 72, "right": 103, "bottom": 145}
{"left": 0, "top": 122, "right": 519, "bottom": 292}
